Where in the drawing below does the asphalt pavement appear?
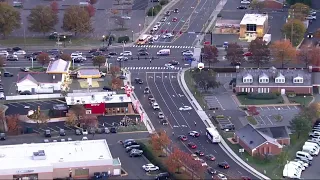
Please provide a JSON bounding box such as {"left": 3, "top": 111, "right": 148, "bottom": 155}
{"left": 132, "top": 71, "right": 254, "bottom": 179}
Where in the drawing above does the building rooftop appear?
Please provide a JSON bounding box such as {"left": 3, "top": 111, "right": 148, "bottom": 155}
{"left": 78, "top": 69, "right": 100, "bottom": 76}
{"left": 17, "top": 73, "right": 62, "bottom": 84}
{"left": 240, "top": 14, "right": 268, "bottom": 26}
{"left": 65, "top": 93, "right": 131, "bottom": 105}
{"left": 236, "top": 67, "right": 312, "bottom": 87}
{"left": 0, "top": 140, "right": 115, "bottom": 175}
{"left": 47, "top": 59, "right": 70, "bottom": 73}
{"left": 257, "top": 126, "right": 289, "bottom": 139}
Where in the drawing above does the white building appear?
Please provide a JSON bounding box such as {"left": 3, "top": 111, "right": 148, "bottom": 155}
{"left": 0, "top": 140, "right": 121, "bottom": 179}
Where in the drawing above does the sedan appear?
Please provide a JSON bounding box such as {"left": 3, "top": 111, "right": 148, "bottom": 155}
{"left": 194, "top": 150, "right": 204, "bottom": 156}
{"left": 306, "top": 15, "right": 316, "bottom": 20}
{"left": 121, "top": 16, "right": 131, "bottom": 20}
{"left": 178, "top": 135, "right": 187, "bottom": 141}
{"left": 179, "top": 106, "right": 192, "bottom": 111}
{"left": 216, "top": 174, "right": 228, "bottom": 180}
{"left": 165, "top": 63, "right": 174, "bottom": 69}
{"left": 12, "top": 47, "right": 22, "bottom": 51}
{"left": 153, "top": 35, "right": 160, "bottom": 41}
{"left": 188, "top": 131, "right": 200, "bottom": 137}
{"left": 13, "top": 50, "right": 26, "bottom": 55}
{"left": 169, "top": 60, "right": 179, "bottom": 65}
{"left": 138, "top": 51, "right": 149, "bottom": 56}
{"left": 205, "top": 154, "right": 216, "bottom": 161}
{"left": 237, "top": 5, "right": 247, "bottom": 9}
{"left": 6, "top": 55, "right": 18, "bottom": 61}
{"left": 117, "top": 56, "right": 128, "bottom": 61}
{"left": 142, "top": 164, "right": 159, "bottom": 172}
{"left": 240, "top": 0, "right": 250, "bottom": 4}
{"left": 20, "top": 67, "right": 30, "bottom": 72}
{"left": 188, "top": 142, "right": 197, "bottom": 149}
{"left": 173, "top": 8, "right": 179, "bottom": 13}
{"left": 172, "top": 17, "right": 178, "bottom": 22}
{"left": 182, "top": 51, "right": 193, "bottom": 56}
{"left": 218, "top": 162, "right": 230, "bottom": 169}
{"left": 120, "top": 51, "right": 132, "bottom": 56}
{"left": 109, "top": 52, "right": 117, "bottom": 56}
{"left": 160, "top": 17, "right": 167, "bottom": 22}
{"left": 207, "top": 167, "right": 217, "bottom": 175}
{"left": 181, "top": 49, "right": 192, "bottom": 54}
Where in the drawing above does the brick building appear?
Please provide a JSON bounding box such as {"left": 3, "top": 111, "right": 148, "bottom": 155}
{"left": 239, "top": 14, "right": 268, "bottom": 39}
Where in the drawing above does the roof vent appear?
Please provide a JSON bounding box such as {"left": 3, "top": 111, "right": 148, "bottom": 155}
{"left": 59, "top": 158, "right": 64, "bottom": 162}
{"left": 32, "top": 150, "right": 46, "bottom": 160}
{"left": 249, "top": 141, "right": 254, "bottom": 144}
{"left": 99, "top": 155, "right": 104, "bottom": 159}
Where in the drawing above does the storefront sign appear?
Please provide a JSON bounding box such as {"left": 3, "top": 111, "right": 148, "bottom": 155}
{"left": 90, "top": 103, "right": 101, "bottom": 106}
{"left": 17, "top": 170, "right": 34, "bottom": 173}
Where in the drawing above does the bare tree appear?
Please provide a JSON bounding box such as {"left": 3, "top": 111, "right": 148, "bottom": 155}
{"left": 114, "top": 16, "right": 126, "bottom": 29}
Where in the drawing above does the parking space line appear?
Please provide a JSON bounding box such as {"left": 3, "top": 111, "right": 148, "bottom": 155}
{"left": 64, "top": 125, "right": 74, "bottom": 130}
{"left": 266, "top": 107, "right": 270, "bottom": 110}
{"left": 8, "top": 103, "right": 18, "bottom": 107}
{"left": 272, "top": 106, "right": 277, "bottom": 110}
{"left": 26, "top": 102, "right": 40, "bottom": 106}
{"left": 47, "top": 127, "right": 58, "bottom": 132}
{"left": 294, "top": 106, "right": 299, "bottom": 109}
{"left": 39, "top": 128, "right": 46, "bottom": 132}
{"left": 287, "top": 106, "right": 290, "bottom": 110}
{"left": 32, "top": 101, "right": 42, "bottom": 105}
{"left": 258, "top": 107, "right": 263, "bottom": 111}
{"left": 266, "top": 116, "right": 273, "bottom": 125}
{"left": 56, "top": 126, "right": 63, "bottom": 130}
{"left": 33, "top": 129, "right": 41, "bottom": 134}
{"left": 259, "top": 116, "right": 266, "bottom": 125}
{"left": 40, "top": 101, "right": 52, "bottom": 104}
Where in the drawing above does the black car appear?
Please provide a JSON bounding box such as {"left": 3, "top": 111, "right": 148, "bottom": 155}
{"left": 99, "top": 47, "right": 109, "bottom": 52}
{"left": 92, "top": 51, "right": 103, "bottom": 57}
{"left": 44, "top": 130, "right": 51, "bottom": 137}
{"left": 73, "top": 57, "right": 85, "bottom": 63}
{"left": 124, "top": 141, "right": 138, "bottom": 148}
{"left": 173, "top": 8, "right": 179, "bottom": 13}
{"left": 108, "top": 52, "right": 117, "bottom": 56}
{"left": 103, "top": 86, "right": 112, "bottom": 91}
{"left": 0, "top": 133, "right": 5, "bottom": 140}
{"left": 59, "top": 129, "right": 66, "bottom": 136}
{"left": 170, "top": 60, "right": 179, "bottom": 65}
{"left": 47, "top": 49, "right": 62, "bottom": 55}
{"left": 118, "top": 75, "right": 126, "bottom": 80}
{"left": 138, "top": 48, "right": 147, "bottom": 52}
{"left": 138, "top": 51, "right": 149, "bottom": 56}
{"left": 12, "top": 47, "right": 22, "bottom": 51}
{"left": 230, "top": 61, "right": 241, "bottom": 66}
{"left": 20, "top": 91, "right": 32, "bottom": 95}
{"left": 4, "top": 72, "right": 13, "bottom": 77}
{"left": 207, "top": 167, "right": 217, "bottom": 175}
{"left": 155, "top": 172, "right": 170, "bottom": 180}
{"left": 237, "top": 5, "right": 247, "bottom": 9}
{"left": 195, "top": 150, "right": 204, "bottom": 156}
{"left": 93, "top": 172, "right": 101, "bottom": 179}
{"left": 89, "top": 49, "right": 98, "bottom": 53}
{"left": 135, "top": 78, "right": 143, "bottom": 84}
{"left": 218, "top": 162, "right": 230, "bottom": 169}
{"left": 110, "top": 127, "right": 117, "bottom": 133}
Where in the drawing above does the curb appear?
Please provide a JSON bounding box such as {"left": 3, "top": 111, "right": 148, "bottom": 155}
{"left": 178, "top": 68, "right": 270, "bottom": 180}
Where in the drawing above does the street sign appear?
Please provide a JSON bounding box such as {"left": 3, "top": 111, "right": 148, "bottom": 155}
{"left": 239, "top": 148, "right": 244, "bottom": 153}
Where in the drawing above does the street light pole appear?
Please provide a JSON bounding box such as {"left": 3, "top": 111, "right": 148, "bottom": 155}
{"left": 102, "top": 35, "right": 106, "bottom": 47}
{"left": 63, "top": 36, "right": 66, "bottom": 47}
{"left": 138, "top": 24, "right": 141, "bottom": 35}
{"left": 131, "top": 31, "right": 134, "bottom": 42}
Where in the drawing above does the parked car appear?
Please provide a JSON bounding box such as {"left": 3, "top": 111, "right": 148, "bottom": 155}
{"left": 207, "top": 167, "right": 217, "bottom": 175}
{"left": 158, "top": 112, "right": 164, "bottom": 119}
{"left": 179, "top": 106, "right": 192, "bottom": 111}
{"left": 160, "top": 119, "right": 168, "bottom": 125}
{"left": 6, "top": 55, "right": 18, "bottom": 61}
{"left": 44, "top": 130, "right": 51, "bottom": 137}
{"left": 218, "top": 162, "right": 230, "bottom": 169}
{"left": 129, "top": 149, "right": 143, "bottom": 157}
{"left": 20, "top": 67, "right": 30, "bottom": 72}
{"left": 0, "top": 133, "right": 6, "bottom": 140}
{"left": 206, "top": 154, "right": 216, "bottom": 161}
{"left": 135, "top": 78, "right": 144, "bottom": 84}
{"left": 188, "top": 142, "right": 197, "bottom": 149}
{"left": 188, "top": 131, "right": 200, "bottom": 137}
{"left": 75, "top": 129, "right": 81, "bottom": 135}
{"left": 59, "top": 129, "right": 66, "bottom": 136}
{"left": 195, "top": 150, "right": 204, "bottom": 156}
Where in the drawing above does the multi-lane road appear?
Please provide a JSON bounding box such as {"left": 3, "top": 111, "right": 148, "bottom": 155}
{"left": 132, "top": 70, "right": 254, "bottom": 179}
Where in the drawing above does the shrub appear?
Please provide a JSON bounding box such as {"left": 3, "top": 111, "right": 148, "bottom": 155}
{"left": 247, "top": 93, "right": 278, "bottom": 100}
{"left": 211, "top": 67, "right": 236, "bottom": 72}
{"left": 160, "top": 0, "right": 169, "bottom": 5}
{"left": 146, "top": 5, "right": 162, "bottom": 16}
{"left": 117, "top": 36, "right": 130, "bottom": 43}
{"left": 139, "top": 143, "right": 168, "bottom": 172}
{"left": 237, "top": 92, "right": 248, "bottom": 96}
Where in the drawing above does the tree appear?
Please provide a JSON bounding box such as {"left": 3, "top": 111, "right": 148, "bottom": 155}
{"left": 93, "top": 55, "right": 106, "bottom": 70}
{"left": 60, "top": 53, "right": 72, "bottom": 61}
{"left": 250, "top": 0, "right": 265, "bottom": 11}
{"left": 248, "top": 38, "right": 271, "bottom": 67}
{"left": 115, "top": 0, "right": 121, "bottom": 5}
{"left": 37, "top": 112, "right": 49, "bottom": 126}
{"left": 289, "top": 3, "right": 310, "bottom": 21}
{"left": 184, "top": 155, "right": 205, "bottom": 179}
{"left": 80, "top": 115, "right": 98, "bottom": 127}
{"left": 314, "top": 29, "right": 320, "bottom": 39}
{"left": 203, "top": 45, "right": 218, "bottom": 68}
{"left": 282, "top": 19, "right": 306, "bottom": 46}
{"left": 114, "top": 16, "right": 126, "bottom": 29}
{"left": 149, "top": 130, "right": 171, "bottom": 155}
{"left": 70, "top": 105, "right": 86, "bottom": 121}
{"left": 6, "top": 114, "right": 20, "bottom": 134}
{"left": 37, "top": 52, "right": 51, "bottom": 67}
{"left": 50, "top": 1, "right": 59, "bottom": 14}
{"left": 86, "top": 5, "right": 96, "bottom": 17}
{"left": 296, "top": 47, "right": 320, "bottom": 67}
{"left": 277, "top": 150, "right": 289, "bottom": 168}
{"left": 247, "top": 106, "right": 259, "bottom": 116}
{"left": 287, "top": 0, "right": 311, "bottom": 6}
{"left": 165, "top": 147, "right": 186, "bottom": 174}
{"left": 62, "top": 5, "right": 93, "bottom": 36}
{"left": 65, "top": 111, "right": 77, "bottom": 126}
{"left": 226, "top": 43, "right": 244, "bottom": 65}
{"left": 111, "top": 77, "right": 123, "bottom": 90}
{"left": 192, "top": 69, "right": 221, "bottom": 92}
{"left": 89, "top": 0, "right": 98, "bottom": 4}
{"left": 270, "top": 40, "right": 297, "bottom": 68}
{"left": 305, "top": 103, "right": 320, "bottom": 121}
{"left": 289, "top": 113, "right": 311, "bottom": 139}
{"left": 27, "top": 5, "right": 58, "bottom": 35}
{"left": 110, "top": 66, "right": 121, "bottom": 77}
{"left": 111, "top": 9, "right": 119, "bottom": 16}
{"left": 0, "top": 3, "right": 21, "bottom": 37}
{"left": 0, "top": 56, "right": 5, "bottom": 67}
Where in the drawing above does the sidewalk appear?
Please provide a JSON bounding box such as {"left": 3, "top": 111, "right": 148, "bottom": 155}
{"left": 178, "top": 68, "right": 270, "bottom": 180}
{"left": 19, "top": 115, "right": 67, "bottom": 123}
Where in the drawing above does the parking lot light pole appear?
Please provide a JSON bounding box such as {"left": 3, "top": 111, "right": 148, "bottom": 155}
{"left": 303, "top": 95, "right": 306, "bottom": 107}
{"left": 131, "top": 31, "right": 134, "bottom": 42}
{"left": 63, "top": 36, "right": 66, "bottom": 47}
{"left": 138, "top": 24, "right": 141, "bottom": 35}
{"left": 102, "top": 35, "right": 106, "bottom": 47}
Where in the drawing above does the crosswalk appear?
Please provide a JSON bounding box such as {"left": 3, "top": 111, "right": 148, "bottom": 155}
{"left": 131, "top": 45, "right": 195, "bottom": 49}
{"left": 124, "top": 66, "right": 182, "bottom": 70}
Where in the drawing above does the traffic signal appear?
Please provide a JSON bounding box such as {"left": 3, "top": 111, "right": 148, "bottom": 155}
{"left": 179, "top": 31, "right": 183, "bottom": 34}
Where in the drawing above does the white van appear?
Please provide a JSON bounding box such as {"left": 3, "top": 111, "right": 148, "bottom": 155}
{"left": 288, "top": 161, "right": 305, "bottom": 170}
{"left": 307, "top": 139, "right": 320, "bottom": 145}
{"left": 296, "top": 151, "right": 313, "bottom": 161}
{"left": 156, "top": 49, "right": 170, "bottom": 56}
{"left": 302, "top": 145, "right": 319, "bottom": 156}
{"left": 305, "top": 141, "right": 320, "bottom": 149}
{"left": 283, "top": 164, "right": 302, "bottom": 179}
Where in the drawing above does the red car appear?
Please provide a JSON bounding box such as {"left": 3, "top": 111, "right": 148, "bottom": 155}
{"left": 178, "top": 135, "right": 187, "bottom": 141}
{"left": 243, "top": 52, "right": 252, "bottom": 57}
{"left": 188, "top": 142, "right": 197, "bottom": 149}
{"left": 241, "top": 176, "right": 251, "bottom": 180}
{"left": 172, "top": 17, "right": 178, "bottom": 22}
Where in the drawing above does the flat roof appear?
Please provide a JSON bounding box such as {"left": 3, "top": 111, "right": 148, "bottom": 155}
{"left": 17, "top": 73, "right": 62, "bottom": 84}
{"left": 240, "top": 14, "right": 268, "bottom": 26}
{"left": 47, "top": 59, "right": 70, "bottom": 73}
{"left": 65, "top": 93, "right": 132, "bottom": 105}
{"left": 0, "top": 140, "right": 114, "bottom": 175}
{"left": 78, "top": 69, "right": 100, "bottom": 76}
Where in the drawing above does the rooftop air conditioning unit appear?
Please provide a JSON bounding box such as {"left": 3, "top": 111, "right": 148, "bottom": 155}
{"left": 59, "top": 158, "right": 64, "bottom": 162}
{"left": 99, "top": 155, "right": 104, "bottom": 159}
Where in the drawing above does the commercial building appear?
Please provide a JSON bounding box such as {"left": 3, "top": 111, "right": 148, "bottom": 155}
{"left": 0, "top": 139, "right": 121, "bottom": 179}
{"left": 239, "top": 14, "right": 269, "bottom": 40}
{"left": 234, "top": 67, "right": 313, "bottom": 95}
{"left": 65, "top": 92, "right": 134, "bottom": 115}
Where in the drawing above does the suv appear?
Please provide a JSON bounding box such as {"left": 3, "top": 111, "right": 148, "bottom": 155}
{"left": 155, "top": 172, "right": 170, "bottom": 180}
{"left": 220, "top": 123, "right": 235, "bottom": 131}
{"left": 59, "top": 129, "right": 66, "bottom": 136}
{"left": 129, "top": 149, "right": 143, "bottom": 157}
{"left": 6, "top": 55, "right": 18, "bottom": 61}
{"left": 44, "top": 130, "right": 51, "bottom": 137}
{"left": 4, "top": 72, "right": 13, "bottom": 77}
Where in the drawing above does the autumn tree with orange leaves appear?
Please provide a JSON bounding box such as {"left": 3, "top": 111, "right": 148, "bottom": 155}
{"left": 165, "top": 147, "right": 187, "bottom": 174}
{"left": 86, "top": 5, "right": 96, "bottom": 17}
{"left": 50, "top": 1, "right": 59, "bottom": 14}
{"left": 111, "top": 77, "right": 123, "bottom": 90}
{"left": 6, "top": 114, "right": 21, "bottom": 134}
{"left": 149, "top": 130, "right": 171, "bottom": 155}
{"left": 270, "top": 40, "right": 296, "bottom": 68}
{"left": 183, "top": 155, "right": 205, "bottom": 179}
{"left": 297, "top": 47, "right": 320, "bottom": 67}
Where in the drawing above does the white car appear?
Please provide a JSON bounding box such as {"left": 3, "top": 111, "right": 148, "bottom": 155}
{"left": 0, "top": 50, "right": 9, "bottom": 56}
{"left": 153, "top": 26, "right": 159, "bottom": 31}
{"left": 306, "top": 15, "right": 316, "bottom": 20}
{"left": 179, "top": 106, "right": 192, "bottom": 111}
{"left": 121, "top": 16, "right": 131, "bottom": 20}
{"left": 198, "top": 159, "right": 207, "bottom": 166}
{"left": 13, "top": 50, "right": 26, "bottom": 55}
{"left": 71, "top": 52, "right": 82, "bottom": 58}
{"left": 142, "top": 164, "right": 159, "bottom": 172}
{"left": 161, "top": 33, "right": 174, "bottom": 39}
{"left": 82, "top": 129, "right": 88, "bottom": 135}
{"left": 216, "top": 173, "right": 227, "bottom": 180}
{"left": 117, "top": 56, "right": 128, "bottom": 61}
{"left": 188, "top": 131, "right": 200, "bottom": 137}
{"left": 120, "top": 51, "right": 132, "bottom": 56}
{"left": 153, "top": 35, "right": 160, "bottom": 41}
{"left": 165, "top": 63, "right": 174, "bottom": 69}
{"left": 160, "top": 17, "right": 167, "bottom": 22}
{"left": 82, "top": 136, "right": 88, "bottom": 140}
{"left": 240, "top": 0, "right": 250, "bottom": 4}
{"left": 156, "top": 22, "right": 162, "bottom": 26}
{"left": 152, "top": 102, "right": 160, "bottom": 110}
{"left": 182, "top": 51, "right": 193, "bottom": 56}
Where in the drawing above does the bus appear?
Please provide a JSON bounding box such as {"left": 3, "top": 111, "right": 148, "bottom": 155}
{"left": 206, "top": 128, "right": 221, "bottom": 143}
{"left": 136, "top": 34, "right": 151, "bottom": 45}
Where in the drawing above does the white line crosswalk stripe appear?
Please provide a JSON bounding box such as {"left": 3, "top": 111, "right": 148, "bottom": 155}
{"left": 123, "top": 67, "right": 182, "bottom": 70}
{"left": 130, "top": 45, "right": 194, "bottom": 49}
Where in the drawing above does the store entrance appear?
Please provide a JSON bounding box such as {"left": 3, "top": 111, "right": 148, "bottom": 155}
{"left": 13, "top": 174, "right": 38, "bottom": 180}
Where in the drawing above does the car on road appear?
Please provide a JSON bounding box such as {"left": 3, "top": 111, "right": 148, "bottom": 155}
{"left": 108, "top": 52, "right": 117, "bottom": 56}
{"left": 179, "top": 106, "right": 192, "bottom": 111}
{"left": 117, "top": 56, "right": 128, "bottom": 61}
{"left": 207, "top": 167, "right": 217, "bottom": 175}
{"left": 178, "top": 135, "right": 187, "bottom": 141}
{"left": 82, "top": 129, "right": 88, "bottom": 135}
{"left": 20, "top": 67, "right": 30, "bottom": 72}
{"left": 162, "top": 33, "right": 174, "bottom": 39}
{"left": 129, "top": 149, "right": 143, "bottom": 157}
{"left": 0, "top": 133, "right": 6, "bottom": 140}
{"left": 12, "top": 47, "right": 22, "bottom": 51}
{"left": 160, "top": 119, "right": 168, "bottom": 125}
{"left": 241, "top": 176, "right": 251, "bottom": 180}
{"left": 121, "top": 16, "right": 131, "bottom": 19}
{"left": 71, "top": 52, "right": 83, "bottom": 57}
{"left": 188, "top": 131, "right": 200, "bottom": 137}
{"left": 237, "top": 5, "right": 247, "bottom": 9}
{"left": 6, "top": 55, "right": 18, "bottom": 61}
{"left": 165, "top": 11, "right": 171, "bottom": 16}
{"left": 188, "top": 142, "right": 197, "bottom": 149}
{"left": 169, "top": 60, "right": 179, "bottom": 65}
{"left": 4, "top": 72, "right": 13, "bottom": 77}
{"left": 218, "top": 162, "right": 230, "bottom": 169}
{"left": 144, "top": 87, "right": 150, "bottom": 94}
{"left": 0, "top": 50, "right": 9, "bottom": 56}
{"left": 173, "top": 8, "right": 179, "bottom": 13}
{"left": 198, "top": 159, "right": 208, "bottom": 166}
{"left": 120, "top": 51, "right": 132, "bottom": 56}
{"left": 182, "top": 51, "right": 193, "bottom": 56}
{"left": 240, "top": 0, "right": 250, "bottom": 4}
{"left": 134, "top": 78, "right": 143, "bottom": 84}
{"left": 164, "top": 63, "right": 174, "bottom": 69}
{"left": 59, "top": 129, "right": 66, "bottom": 136}
{"left": 73, "top": 57, "right": 86, "bottom": 63}
{"left": 216, "top": 173, "right": 228, "bottom": 180}
{"left": 181, "top": 49, "right": 192, "bottom": 54}
{"left": 158, "top": 112, "right": 164, "bottom": 119}
{"left": 152, "top": 102, "right": 160, "bottom": 110}
{"left": 13, "top": 50, "right": 26, "bottom": 55}
{"left": 172, "top": 17, "right": 178, "bottom": 22}
{"left": 195, "top": 150, "right": 204, "bottom": 156}
{"left": 138, "top": 51, "right": 149, "bottom": 56}
{"left": 206, "top": 154, "right": 216, "bottom": 161}
{"left": 306, "top": 15, "right": 316, "bottom": 20}
{"left": 142, "top": 164, "right": 159, "bottom": 172}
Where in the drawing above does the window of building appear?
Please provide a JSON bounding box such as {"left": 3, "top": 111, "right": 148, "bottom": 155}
{"left": 246, "top": 24, "right": 256, "bottom": 32}
{"left": 75, "top": 168, "right": 89, "bottom": 178}
{"left": 293, "top": 78, "right": 303, "bottom": 83}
